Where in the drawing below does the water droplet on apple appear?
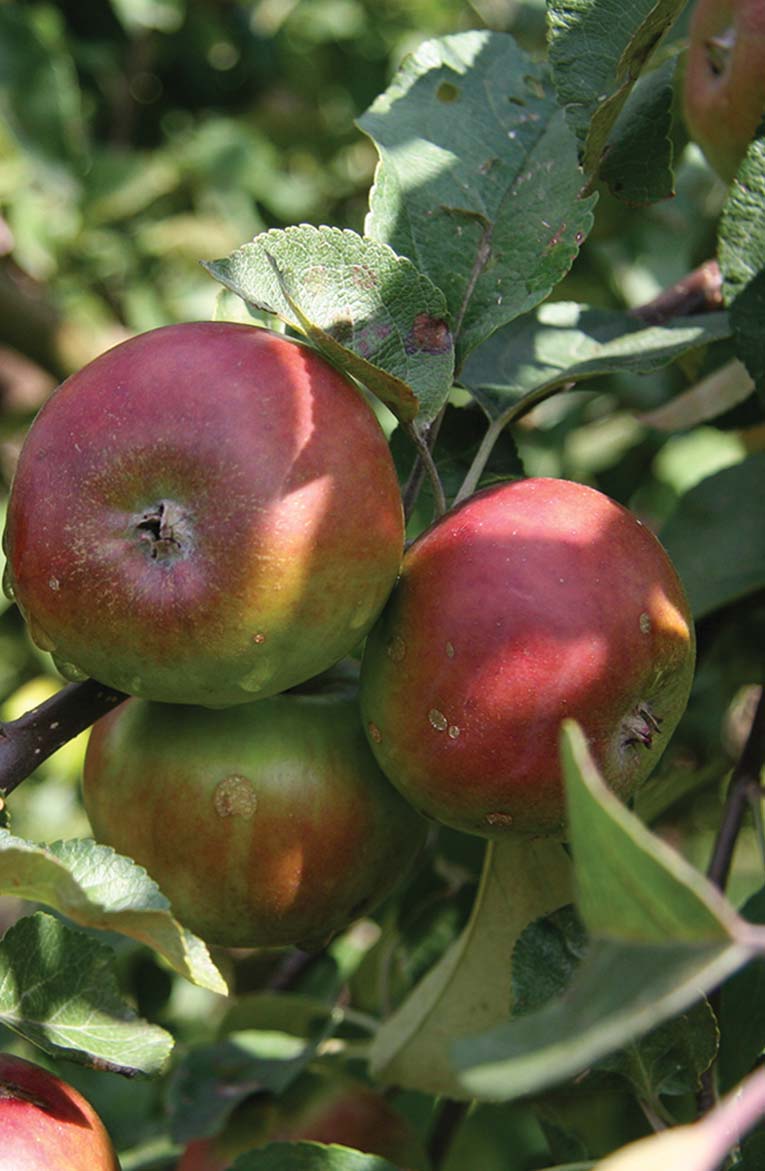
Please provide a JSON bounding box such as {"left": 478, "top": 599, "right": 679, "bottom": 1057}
{"left": 239, "top": 661, "right": 275, "bottom": 693}
{"left": 28, "top": 616, "right": 57, "bottom": 653}
{"left": 448, "top": 725, "right": 461, "bottom": 739}
{"left": 48, "top": 577, "right": 60, "bottom": 592}
{"left": 386, "top": 635, "right": 406, "bottom": 662}
{"left": 214, "top": 774, "right": 257, "bottom": 819}
{"left": 639, "top": 612, "right": 652, "bottom": 634}
{"left": 428, "top": 708, "right": 448, "bottom": 732}
{"left": 445, "top": 641, "right": 455, "bottom": 659}
{"left": 252, "top": 631, "right": 266, "bottom": 645}
{"left": 51, "top": 653, "right": 88, "bottom": 682}
{"left": 2, "top": 564, "right": 15, "bottom": 601}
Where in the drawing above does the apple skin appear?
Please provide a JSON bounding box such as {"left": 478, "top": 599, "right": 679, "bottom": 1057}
{"left": 177, "top": 1074, "right": 427, "bottom": 1171}
{"left": 4, "top": 322, "right": 404, "bottom": 707}
{"left": 0, "top": 1052, "right": 120, "bottom": 1171}
{"left": 82, "top": 690, "right": 427, "bottom": 949}
{"left": 360, "top": 478, "right": 695, "bottom": 839}
{"left": 683, "top": 0, "right": 765, "bottom": 182}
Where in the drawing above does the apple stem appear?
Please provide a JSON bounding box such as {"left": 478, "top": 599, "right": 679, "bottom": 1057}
{"left": 427, "top": 1097, "right": 471, "bottom": 1168}
{"left": 0, "top": 679, "right": 127, "bottom": 800}
{"left": 707, "top": 685, "right": 765, "bottom": 891}
{"left": 404, "top": 418, "right": 447, "bottom": 518}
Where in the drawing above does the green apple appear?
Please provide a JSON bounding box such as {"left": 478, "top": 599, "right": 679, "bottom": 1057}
{"left": 82, "top": 690, "right": 427, "bottom": 949}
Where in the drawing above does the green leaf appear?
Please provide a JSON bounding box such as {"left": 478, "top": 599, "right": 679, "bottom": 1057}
{"left": 460, "top": 302, "right": 731, "bottom": 421}
{"left": 232, "top": 1144, "right": 401, "bottom": 1170}
{"left": 359, "top": 31, "right": 596, "bottom": 364}
{"left": 719, "top": 137, "right": 765, "bottom": 402}
{"left": 598, "top": 1001, "right": 718, "bottom": 1099}
{"left": 169, "top": 1023, "right": 340, "bottom": 1143}
{"left": 561, "top": 723, "right": 738, "bottom": 943}
{"left": 369, "top": 836, "right": 572, "bottom": 1098}
{"left": 599, "top": 59, "right": 676, "bottom": 206}
{"left": 547, "top": 0, "right": 686, "bottom": 179}
{"left": 511, "top": 905, "right": 588, "bottom": 1017}
{"left": 0, "top": 911, "right": 172, "bottom": 1074}
{"left": 718, "top": 886, "right": 765, "bottom": 1091}
{"left": 204, "top": 225, "right": 453, "bottom": 423}
{"left": 659, "top": 453, "right": 765, "bottom": 619}
{"left": 592, "top": 1066, "right": 765, "bottom": 1168}
{"left": 450, "top": 724, "right": 759, "bottom": 1101}
{"left": 0, "top": 830, "right": 227, "bottom": 994}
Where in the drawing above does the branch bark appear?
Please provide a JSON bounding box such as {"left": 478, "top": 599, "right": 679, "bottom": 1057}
{"left": 0, "top": 679, "right": 127, "bottom": 800}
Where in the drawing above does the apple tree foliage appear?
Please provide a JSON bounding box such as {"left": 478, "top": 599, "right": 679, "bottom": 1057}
{"left": 1, "top": 0, "right": 765, "bottom": 1168}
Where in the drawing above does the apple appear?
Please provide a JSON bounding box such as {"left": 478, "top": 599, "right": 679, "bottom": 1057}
{"left": 683, "top": 0, "right": 765, "bottom": 182}
{"left": 0, "top": 1052, "right": 120, "bottom": 1170}
{"left": 177, "top": 1073, "right": 427, "bottom": 1171}
{"left": 82, "top": 689, "right": 427, "bottom": 949}
{"left": 360, "top": 477, "right": 695, "bottom": 839}
{"left": 4, "top": 322, "right": 404, "bottom": 707}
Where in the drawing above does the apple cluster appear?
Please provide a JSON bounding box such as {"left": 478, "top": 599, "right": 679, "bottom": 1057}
{"left": 4, "top": 322, "right": 696, "bottom": 951}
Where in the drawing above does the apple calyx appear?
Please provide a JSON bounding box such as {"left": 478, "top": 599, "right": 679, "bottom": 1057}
{"left": 621, "top": 703, "right": 663, "bottom": 751}
{"left": 133, "top": 500, "right": 194, "bottom": 563}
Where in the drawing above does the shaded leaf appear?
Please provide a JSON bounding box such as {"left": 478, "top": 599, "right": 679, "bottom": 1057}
{"left": 0, "top": 830, "right": 227, "bottom": 993}
{"left": 460, "top": 302, "right": 731, "bottom": 421}
{"left": 232, "top": 1144, "right": 400, "bottom": 1170}
{"left": 369, "top": 837, "right": 572, "bottom": 1098}
{"left": 205, "top": 225, "right": 453, "bottom": 423}
{"left": 660, "top": 453, "right": 765, "bottom": 619}
{"left": 360, "top": 31, "right": 595, "bottom": 363}
{"left": 0, "top": 912, "right": 172, "bottom": 1074}
{"left": 599, "top": 59, "right": 676, "bottom": 206}
{"left": 547, "top": 0, "right": 686, "bottom": 178}
{"left": 169, "top": 1022, "right": 340, "bottom": 1143}
{"left": 599, "top": 1001, "right": 718, "bottom": 1099}
{"left": 719, "top": 137, "right": 765, "bottom": 403}
{"left": 719, "top": 886, "right": 765, "bottom": 1092}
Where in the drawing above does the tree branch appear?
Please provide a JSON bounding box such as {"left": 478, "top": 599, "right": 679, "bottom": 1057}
{"left": 630, "top": 259, "right": 723, "bottom": 326}
{"left": 0, "top": 679, "right": 127, "bottom": 800}
{"left": 707, "top": 685, "right": 765, "bottom": 892}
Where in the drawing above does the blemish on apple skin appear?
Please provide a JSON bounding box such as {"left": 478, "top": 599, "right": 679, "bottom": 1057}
{"left": 367, "top": 721, "right": 382, "bottom": 744}
{"left": 386, "top": 635, "right": 406, "bottom": 662}
{"left": 485, "top": 811, "right": 513, "bottom": 827}
{"left": 428, "top": 708, "right": 448, "bottom": 732}
{"left": 445, "top": 641, "right": 455, "bottom": 659}
{"left": 214, "top": 774, "right": 257, "bottom": 819}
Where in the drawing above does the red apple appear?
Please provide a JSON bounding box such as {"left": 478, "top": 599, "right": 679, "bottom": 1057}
{"left": 360, "top": 478, "right": 695, "bottom": 839}
{"left": 683, "top": 0, "right": 765, "bottom": 182}
{"left": 177, "top": 1073, "right": 427, "bottom": 1171}
{"left": 82, "top": 689, "right": 427, "bottom": 949}
{"left": 4, "top": 322, "right": 404, "bottom": 707}
{"left": 0, "top": 1052, "right": 120, "bottom": 1170}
